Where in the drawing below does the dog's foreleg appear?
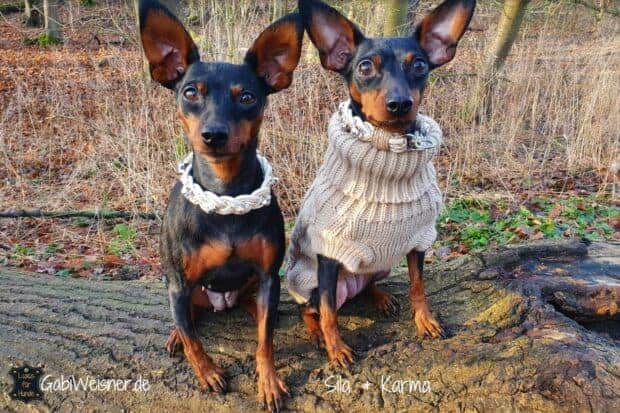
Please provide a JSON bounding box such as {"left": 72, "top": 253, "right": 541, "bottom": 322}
{"left": 317, "top": 254, "right": 354, "bottom": 368}
{"left": 407, "top": 250, "right": 443, "bottom": 338}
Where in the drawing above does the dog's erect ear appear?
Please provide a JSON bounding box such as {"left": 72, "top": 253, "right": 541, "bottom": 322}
{"left": 245, "top": 13, "right": 304, "bottom": 93}
{"left": 299, "top": 0, "right": 365, "bottom": 72}
{"left": 139, "top": 0, "right": 199, "bottom": 89}
{"left": 416, "top": 0, "right": 475, "bottom": 68}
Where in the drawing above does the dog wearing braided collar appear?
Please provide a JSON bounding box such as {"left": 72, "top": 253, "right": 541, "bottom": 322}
{"left": 287, "top": 0, "right": 476, "bottom": 368}
{"left": 139, "top": 1, "right": 303, "bottom": 409}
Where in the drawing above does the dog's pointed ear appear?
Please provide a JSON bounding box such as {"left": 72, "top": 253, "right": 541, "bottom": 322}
{"left": 299, "top": 0, "right": 365, "bottom": 72}
{"left": 416, "top": 0, "right": 475, "bottom": 68}
{"left": 245, "top": 13, "right": 304, "bottom": 93}
{"left": 139, "top": 0, "right": 199, "bottom": 89}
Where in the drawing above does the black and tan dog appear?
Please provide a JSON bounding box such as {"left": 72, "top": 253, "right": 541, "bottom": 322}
{"left": 289, "top": 0, "right": 476, "bottom": 368}
{"left": 138, "top": 0, "right": 302, "bottom": 409}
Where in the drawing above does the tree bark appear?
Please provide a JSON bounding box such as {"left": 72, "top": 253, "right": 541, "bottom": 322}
{"left": 23, "top": 0, "right": 41, "bottom": 26}
{"left": 384, "top": 0, "right": 412, "bottom": 36}
{"left": 1, "top": 240, "right": 618, "bottom": 411}
{"left": 471, "top": 0, "right": 530, "bottom": 122}
{"left": 187, "top": 0, "right": 200, "bottom": 24}
{"left": 43, "top": 0, "right": 61, "bottom": 42}
{"left": 485, "top": 0, "right": 530, "bottom": 73}
{"left": 134, "top": 0, "right": 150, "bottom": 79}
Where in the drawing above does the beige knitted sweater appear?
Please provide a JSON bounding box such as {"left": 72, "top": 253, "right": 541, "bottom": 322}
{"left": 286, "top": 101, "right": 444, "bottom": 306}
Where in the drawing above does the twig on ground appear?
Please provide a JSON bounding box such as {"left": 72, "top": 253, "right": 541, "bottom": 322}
{"left": 0, "top": 210, "right": 161, "bottom": 220}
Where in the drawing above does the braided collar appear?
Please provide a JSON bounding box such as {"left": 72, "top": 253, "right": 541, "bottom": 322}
{"left": 178, "top": 153, "right": 277, "bottom": 215}
{"left": 337, "top": 100, "right": 441, "bottom": 153}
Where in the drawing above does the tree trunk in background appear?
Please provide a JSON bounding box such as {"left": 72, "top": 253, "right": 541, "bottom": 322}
{"left": 471, "top": 0, "right": 531, "bottom": 122}
{"left": 384, "top": 0, "right": 411, "bottom": 36}
{"left": 134, "top": 0, "right": 149, "bottom": 80}
{"left": 43, "top": 0, "right": 61, "bottom": 42}
{"left": 24, "top": 0, "right": 39, "bottom": 26}
{"left": 484, "top": 0, "right": 531, "bottom": 74}
{"left": 188, "top": 0, "right": 199, "bottom": 23}
{"left": 187, "top": 0, "right": 210, "bottom": 27}
{"left": 24, "top": 0, "right": 32, "bottom": 19}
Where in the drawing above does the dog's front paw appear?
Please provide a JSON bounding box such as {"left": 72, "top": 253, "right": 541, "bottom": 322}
{"left": 185, "top": 349, "right": 227, "bottom": 393}
{"left": 413, "top": 305, "right": 443, "bottom": 339}
{"left": 325, "top": 338, "right": 354, "bottom": 369}
{"left": 257, "top": 366, "right": 289, "bottom": 412}
{"left": 196, "top": 363, "right": 227, "bottom": 393}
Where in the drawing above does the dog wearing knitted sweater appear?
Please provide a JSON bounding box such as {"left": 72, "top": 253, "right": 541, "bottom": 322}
{"left": 287, "top": 0, "right": 476, "bottom": 368}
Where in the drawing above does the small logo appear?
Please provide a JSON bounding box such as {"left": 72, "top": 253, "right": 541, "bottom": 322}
{"left": 9, "top": 364, "right": 44, "bottom": 403}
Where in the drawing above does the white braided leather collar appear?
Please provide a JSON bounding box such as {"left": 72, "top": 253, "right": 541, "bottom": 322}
{"left": 178, "top": 153, "right": 278, "bottom": 215}
{"left": 337, "top": 100, "right": 441, "bottom": 153}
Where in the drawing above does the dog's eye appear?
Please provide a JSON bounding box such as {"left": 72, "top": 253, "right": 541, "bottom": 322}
{"left": 239, "top": 91, "right": 256, "bottom": 105}
{"left": 183, "top": 86, "right": 199, "bottom": 101}
{"left": 357, "top": 59, "right": 375, "bottom": 77}
{"left": 412, "top": 60, "right": 429, "bottom": 77}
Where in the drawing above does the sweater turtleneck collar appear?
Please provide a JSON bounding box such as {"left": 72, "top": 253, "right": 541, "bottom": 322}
{"left": 314, "top": 101, "right": 444, "bottom": 206}
{"left": 337, "top": 100, "right": 441, "bottom": 153}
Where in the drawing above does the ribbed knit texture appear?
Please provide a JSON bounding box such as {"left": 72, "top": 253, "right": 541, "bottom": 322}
{"left": 286, "top": 103, "right": 444, "bottom": 305}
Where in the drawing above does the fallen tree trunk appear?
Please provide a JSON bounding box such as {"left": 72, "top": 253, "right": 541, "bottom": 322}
{"left": 0, "top": 240, "right": 618, "bottom": 411}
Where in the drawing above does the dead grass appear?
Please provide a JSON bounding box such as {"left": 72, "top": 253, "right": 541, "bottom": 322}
{"left": 0, "top": 0, "right": 618, "bottom": 223}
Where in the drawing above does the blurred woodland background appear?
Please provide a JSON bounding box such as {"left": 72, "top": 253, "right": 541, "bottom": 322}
{"left": 0, "top": 0, "right": 618, "bottom": 279}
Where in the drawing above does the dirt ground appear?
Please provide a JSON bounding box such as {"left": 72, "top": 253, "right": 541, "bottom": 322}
{"left": 1, "top": 240, "right": 618, "bottom": 412}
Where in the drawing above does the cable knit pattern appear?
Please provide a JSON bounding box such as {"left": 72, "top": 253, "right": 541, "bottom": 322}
{"left": 286, "top": 102, "right": 444, "bottom": 305}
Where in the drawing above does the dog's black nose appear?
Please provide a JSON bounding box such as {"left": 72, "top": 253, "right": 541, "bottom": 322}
{"left": 201, "top": 128, "right": 228, "bottom": 148}
{"left": 386, "top": 97, "right": 414, "bottom": 116}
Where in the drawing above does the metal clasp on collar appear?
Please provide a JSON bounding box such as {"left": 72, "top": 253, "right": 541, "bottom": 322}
{"left": 404, "top": 133, "right": 437, "bottom": 151}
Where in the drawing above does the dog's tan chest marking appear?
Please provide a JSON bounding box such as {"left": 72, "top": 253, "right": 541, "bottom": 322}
{"left": 182, "top": 235, "right": 278, "bottom": 283}
{"left": 182, "top": 241, "right": 232, "bottom": 283}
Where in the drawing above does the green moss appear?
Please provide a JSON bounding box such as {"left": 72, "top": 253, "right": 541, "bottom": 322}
{"left": 473, "top": 293, "right": 526, "bottom": 330}
{"left": 24, "top": 32, "right": 61, "bottom": 46}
